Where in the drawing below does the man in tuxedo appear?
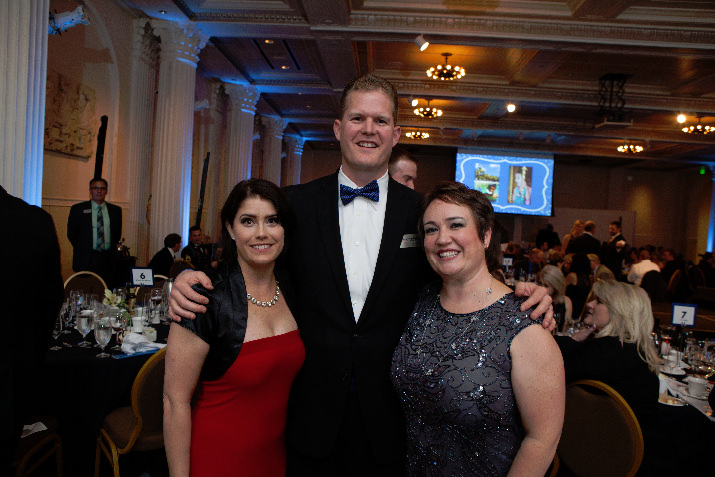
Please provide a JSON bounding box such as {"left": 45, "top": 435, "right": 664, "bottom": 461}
{"left": 388, "top": 146, "right": 418, "bottom": 189}
{"left": 168, "top": 74, "right": 553, "bottom": 475}
{"left": 0, "top": 186, "right": 64, "bottom": 474}
{"left": 67, "top": 178, "right": 122, "bottom": 287}
{"left": 601, "top": 220, "right": 627, "bottom": 279}
{"left": 148, "top": 233, "right": 182, "bottom": 277}
{"left": 181, "top": 226, "right": 211, "bottom": 271}
{"left": 566, "top": 220, "right": 600, "bottom": 256}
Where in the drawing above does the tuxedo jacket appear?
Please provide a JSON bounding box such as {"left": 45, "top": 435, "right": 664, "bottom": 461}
{"left": 0, "top": 188, "right": 63, "bottom": 468}
{"left": 148, "top": 247, "right": 174, "bottom": 278}
{"left": 67, "top": 200, "right": 122, "bottom": 272}
{"left": 284, "top": 172, "right": 431, "bottom": 465}
{"left": 601, "top": 232, "right": 627, "bottom": 276}
{"left": 566, "top": 232, "right": 601, "bottom": 256}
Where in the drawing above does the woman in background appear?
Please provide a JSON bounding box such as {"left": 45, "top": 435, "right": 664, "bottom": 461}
{"left": 537, "top": 264, "right": 572, "bottom": 333}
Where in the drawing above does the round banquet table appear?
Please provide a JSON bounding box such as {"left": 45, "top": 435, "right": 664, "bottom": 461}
{"left": 35, "top": 324, "right": 169, "bottom": 476}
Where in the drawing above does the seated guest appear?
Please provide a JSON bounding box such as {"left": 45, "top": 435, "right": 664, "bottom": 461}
{"left": 697, "top": 251, "right": 715, "bottom": 287}
{"left": 554, "top": 280, "right": 660, "bottom": 474}
{"left": 148, "top": 233, "right": 181, "bottom": 277}
{"left": 659, "top": 248, "right": 684, "bottom": 283}
{"left": 537, "top": 265, "right": 572, "bottom": 333}
{"left": 588, "top": 253, "right": 615, "bottom": 283}
{"left": 627, "top": 248, "right": 661, "bottom": 286}
{"left": 181, "top": 225, "right": 211, "bottom": 271}
{"left": 514, "top": 248, "right": 544, "bottom": 280}
{"left": 565, "top": 254, "right": 592, "bottom": 319}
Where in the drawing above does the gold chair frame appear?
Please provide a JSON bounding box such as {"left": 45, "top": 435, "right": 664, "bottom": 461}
{"left": 94, "top": 347, "right": 166, "bottom": 477}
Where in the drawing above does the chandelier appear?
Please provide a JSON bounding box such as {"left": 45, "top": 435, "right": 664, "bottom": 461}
{"left": 414, "top": 100, "right": 442, "bottom": 119}
{"left": 617, "top": 142, "right": 643, "bottom": 154}
{"left": 405, "top": 131, "right": 429, "bottom": 139}
{"left": 682, "top": 119, "right": 713, "bottom": 135}
{"left": 426, "top": 53, "right": 465, "bottom": 81}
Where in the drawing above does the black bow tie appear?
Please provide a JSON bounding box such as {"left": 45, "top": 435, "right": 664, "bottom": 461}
{"left": 340, "top": 180, "right": 379, "bottom": 206}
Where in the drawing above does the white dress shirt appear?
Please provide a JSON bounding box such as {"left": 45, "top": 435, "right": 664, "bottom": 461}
{"left": 338, "top": 168, "right": 389, "bottom": 322}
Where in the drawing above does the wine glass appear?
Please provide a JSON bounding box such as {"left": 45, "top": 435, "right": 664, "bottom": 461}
{"left": 60, "top": 299, "right": 73, "bottom": 334}
{"left": 49, "top": 314, "right": 63, "bottom": 350}
{"left": 109, "top": 310, "right": 127, "bottom": 352}
{"left": 76, "top": 310, "right": 93, "bottom": 347}
{"left": 94, "top": 315, "right": 112, "bottom": 358}
{"left": 150, "top": 288, "right": 163, "bottom": 323}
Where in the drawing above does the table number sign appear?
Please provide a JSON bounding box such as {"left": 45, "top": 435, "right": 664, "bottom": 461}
{"left": 502, "top": 257, "right": 513, "bottom": 267}
{"left": 131, "top": 268, "right": 154, "bottom": 287}
{"left": 671, "top": 303, "right": 696, "bottom": 327}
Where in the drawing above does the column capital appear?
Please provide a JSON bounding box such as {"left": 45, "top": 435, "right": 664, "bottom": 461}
{"left": 225, "top": 84, "right": 259, "bottom": 114}
{"left": 285, "top": 135, "right": 305, "bottom": 154}
{"left": 263, "top": 116, "right": 288, "bottom": 139}
{"left": 151, "top": 20, "right": 208, "bottom": 67}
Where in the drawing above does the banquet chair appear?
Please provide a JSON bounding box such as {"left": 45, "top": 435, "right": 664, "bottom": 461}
{"left": 63, "top": 271, "right": 107, "bottom": 298}
{"left": 12, "top": 416, "right": 63, "bottom": 477}
{"left": 169, "top": 260, "right": 194, "bottom": 279}
{"left": 666, "top": 269, "right": 685, "bottom": 302}
{"left": 94, "top": 348, "right": 166, "bottom": 477}
{"left": 640, "top": 270, "right": 667, "bottom": 304}
{"left": 557, "top": 380, "right": 644, "bottom": 477}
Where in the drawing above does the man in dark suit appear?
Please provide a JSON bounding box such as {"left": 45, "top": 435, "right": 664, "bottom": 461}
{"left": 148, "top": 233, "right": 182, "bottom": 277}
{"left": 0, "top": 186, "right": 64, "bottom": 474}
{"left": 181, "top": 226, "right": 211, "bottom": 271}
{"left": 67, "top": 178, "right": 122, "bottom": 287}
{"left": 167, "top": 74, "right": 554, "bottom": 475}
{"left": 566, "top": 220, "right": 601, "bottom": 256}
{"left": 601, "top": 220, "right": 627, "bottom": 279}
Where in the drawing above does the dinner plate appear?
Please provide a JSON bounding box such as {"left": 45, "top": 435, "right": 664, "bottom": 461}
{"left": 661, "top": 366, "right": 686, "bottom": 376}
{"left": 679, "top": 389, "right": 710, "bottom": 400}
{"left": 658, "top": 394, "right": 685, "bottom": 406}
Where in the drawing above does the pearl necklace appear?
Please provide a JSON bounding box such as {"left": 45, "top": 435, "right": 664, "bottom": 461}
{"left": 247, "top": 281, "right": 280, "bottom": 307}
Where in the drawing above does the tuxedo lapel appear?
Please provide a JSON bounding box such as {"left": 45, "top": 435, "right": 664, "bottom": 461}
{"left": 359, "top": 180, "right": 414, "bottom": 324}
{"left": 314, "top": 174, "right": 355, "bottom": 320}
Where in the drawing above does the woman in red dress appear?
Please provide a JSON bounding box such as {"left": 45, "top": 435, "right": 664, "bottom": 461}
{"left": 163, "top": 179, "right": 305, "bottom": 477}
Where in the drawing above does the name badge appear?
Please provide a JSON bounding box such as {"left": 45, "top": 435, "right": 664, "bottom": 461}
{"left": 400, "top": 234, "right": 420, "bottom": 249}
{"left": 83, "top": 208, "right": 91, "bottom": 214}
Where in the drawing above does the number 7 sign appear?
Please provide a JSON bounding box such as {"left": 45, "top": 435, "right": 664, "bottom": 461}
{"left": 671, "top": 303, "right": 696, "bottom": 327}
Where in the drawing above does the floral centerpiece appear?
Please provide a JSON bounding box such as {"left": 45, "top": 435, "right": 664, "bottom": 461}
{"left": 103, "top": 289, "right": 132, "bottom": 329}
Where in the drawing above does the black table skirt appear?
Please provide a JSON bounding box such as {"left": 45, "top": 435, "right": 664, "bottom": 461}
{"left": 35, "top": 324, "right": 169, "bottom": 476}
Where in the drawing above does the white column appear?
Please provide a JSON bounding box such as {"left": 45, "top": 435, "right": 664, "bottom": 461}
{"left": 262, "top": 117, "right": 287, "bottom": 185}
{"left": 224, "top": 84, "right": 259, "bottom": 195}
{"left": 0, "top": 0, "right": 49, "bottom": 205}
{"left": 126, "top": 19, "right": 159, "bottom": 265}
{"left": 193, "top": 80, "right": 225, "bottom": 241}
{"left": 149, "top": 20, "right": 207, "bottom": 253}
{"left": 284, "top": 136, "right": 305, "bottom": 186}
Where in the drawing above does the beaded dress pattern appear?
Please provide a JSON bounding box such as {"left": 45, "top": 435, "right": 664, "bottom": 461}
{"left": 391, "top": 285, "right": 541, "bottom": 476}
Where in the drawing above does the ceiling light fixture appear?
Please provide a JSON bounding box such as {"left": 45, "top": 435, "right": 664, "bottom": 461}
{"left": 506, "top": 103, "right": 516, "bottom": 113}
{"left": 414, "top": 100, "right": 443, "bottom": 119}
{"left": 682, "top": 116, "right": 713, "bottom": 134}
{"left": 409, "top": 96, "right": 418, "bottom": 107}
{"left": 676, "top": 113, "right": 686, "bottom": 124}
{"left": 427, "top": 53, "right": 465, "bottom": 81}
{"left": 617, "top": 141, "right": 643, "bottom": 154}
{"left": 405, "top": 131, "right": 429, "bottom": 139}
{"left": 415, "top": 34, "right": 429, "bottom": 51}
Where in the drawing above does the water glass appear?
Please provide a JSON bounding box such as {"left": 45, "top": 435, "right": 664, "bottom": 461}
{"left": 76, "top": 310, "right": 93, "bottom": 347}
{"left": 109, "top": 310, "right": 127, "bottom": 352}
{"left": 94, "top": 315, "right": 112, "bottom": 358}
{"left": 60, "top": 299, "right": 73, "bottom": 334}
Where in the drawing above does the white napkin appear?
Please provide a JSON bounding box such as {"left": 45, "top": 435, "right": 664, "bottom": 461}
{"left": 21, "top": 422, "right": 47, "bottom": 438}
{"left": 121, "top": 332, "right": 166, "bottom": 355}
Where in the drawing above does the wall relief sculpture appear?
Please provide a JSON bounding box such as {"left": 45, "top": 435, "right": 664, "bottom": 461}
{"left": 44, "top": 69, "right": 99, "bottom": 158}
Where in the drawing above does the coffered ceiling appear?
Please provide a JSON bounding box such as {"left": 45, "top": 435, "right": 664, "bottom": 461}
{"left": 120, "top": 0, "right": 715, "bottom": 171}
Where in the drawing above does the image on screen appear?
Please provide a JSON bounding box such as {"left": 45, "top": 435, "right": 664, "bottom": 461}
{"left": 455, "top": 152, "right": 554, "bottom": 216}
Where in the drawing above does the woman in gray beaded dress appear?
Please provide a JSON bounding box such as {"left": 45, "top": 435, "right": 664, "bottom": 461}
{"left": 391, "top": 182, "right": 565, "bottom": 476}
